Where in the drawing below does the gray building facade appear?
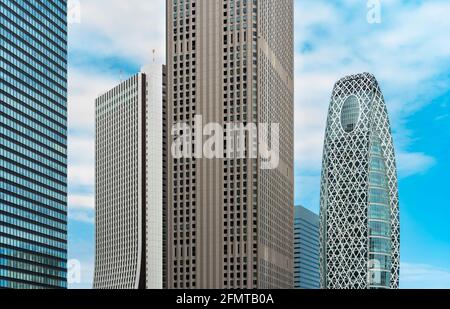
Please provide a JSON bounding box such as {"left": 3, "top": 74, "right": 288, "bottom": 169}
{"left": 166, "top": 0, "right": 295, "bottom": 289}
{"left": 294, "top": 206, "right": 320, "bottom": 289}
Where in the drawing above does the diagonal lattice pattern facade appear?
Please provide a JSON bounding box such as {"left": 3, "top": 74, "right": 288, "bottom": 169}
{"left": 319, "top": 73, "right": 400, "bottom": 289}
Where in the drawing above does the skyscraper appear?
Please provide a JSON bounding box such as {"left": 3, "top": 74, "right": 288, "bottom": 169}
{"left": 294, "top": 206, "right": 320, "bottom": 289}
{"left": 166, "top": 0, "right": 294, "bottom": 289}
{"left": 0, "top": 0, "right": 68, "bottom": 288}
{"left": 162, "top": 65, "right": 168, "bottom": 289}
{"left": 319, "top": 73, "right": 400, "bottom": 289}
{"left": 93, "top": 65, "right": 164, "bottom": 289}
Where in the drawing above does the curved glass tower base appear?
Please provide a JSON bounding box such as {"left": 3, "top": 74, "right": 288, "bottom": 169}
{"left": 368, "top": 136, "right": 392, "bottom": 288}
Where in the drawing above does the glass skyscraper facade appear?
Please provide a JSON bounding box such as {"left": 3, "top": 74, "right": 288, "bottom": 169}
{"left": 294, "top": 206, "right": 320, "bottom": 289}
{"left": 0, "top": 0, "right": 68, "bottom": 288}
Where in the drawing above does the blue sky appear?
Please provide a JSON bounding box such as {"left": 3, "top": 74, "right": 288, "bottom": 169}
{"left": 67, "top": 0, "right": 450, "bottom": 288}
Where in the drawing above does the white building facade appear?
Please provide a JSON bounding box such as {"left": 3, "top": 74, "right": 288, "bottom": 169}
{"left": 319, "top": 73, "right": 400, "bottom": 289}
{"left": 94, "top": 65, "right": 164, "bottom": 289}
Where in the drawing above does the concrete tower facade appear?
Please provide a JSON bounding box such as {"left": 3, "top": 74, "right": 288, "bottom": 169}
{"left": 166, "top": 0, "right": 294, "bottom": 289}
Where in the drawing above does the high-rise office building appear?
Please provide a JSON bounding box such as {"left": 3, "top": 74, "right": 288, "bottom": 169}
{"left": 166, "top": 0, "right": 294, "bottom": 288}
{"left": 294, "top": 206, "right": 320, "bottom": 289}
{"left": 93, "top": 65, "right": 164, "bottom": 289}
{"left": 162, "top": 65, "right": 168, "bottom": 289}
{"left": 319, "top": 73, "right": 400, "bottom": 289}
{"left": 0, "top": 0, "right": 68, "bottom": 288}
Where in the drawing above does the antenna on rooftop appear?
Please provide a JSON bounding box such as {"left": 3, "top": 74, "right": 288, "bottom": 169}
{"left": 152, "top": 49, "right": 156, "bottom": 63}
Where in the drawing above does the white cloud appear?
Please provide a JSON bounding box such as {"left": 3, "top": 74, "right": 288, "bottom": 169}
{"left": 68, "top": 210, "right": 95, "bottom": 225}
{"left": 68, "top": 192, "right": 94, "bottom": 224}
{"left": 66, "top": 1, "right": 167, "bottom": 227}
{"left": 66, "top": 69, "right": 98, "bottom": 223}
{"left": 69, "top": 194, "right": 94, "bottom": 211}
{"left": 401, "top": 263, "right": 450, "bottom": 289}
{"left": 67, "top": 163, "right": 94, "bottom": 223}
{"left": 68, "top": 164, "right": 95, "bottom": 187}
{"left": 68, "top": 135, "right": 95, "bottom": 163}
{"left": 67, "top": 134, "right": 95, "bottom": 223}
{"left": 293, "top": 0, "right": 448, "bottom": 197}
{"left": 294, "top": 72, "right": 333, "bottom": 172}
{"left": 435, "top": 114, "right": 449, "bottom": 121}
{"left": 67, "top": 68, "right": 118, "bottom": 132}
{"left": 397, "top": 152, "right": 436, "bottom": 178}
{"left": 71, "top": 0, "right": 165, "bottom": 64}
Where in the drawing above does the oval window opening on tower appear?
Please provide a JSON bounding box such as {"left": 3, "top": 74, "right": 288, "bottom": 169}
{"left": 341, "top": 95, "right": 360, "bottom": 133}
